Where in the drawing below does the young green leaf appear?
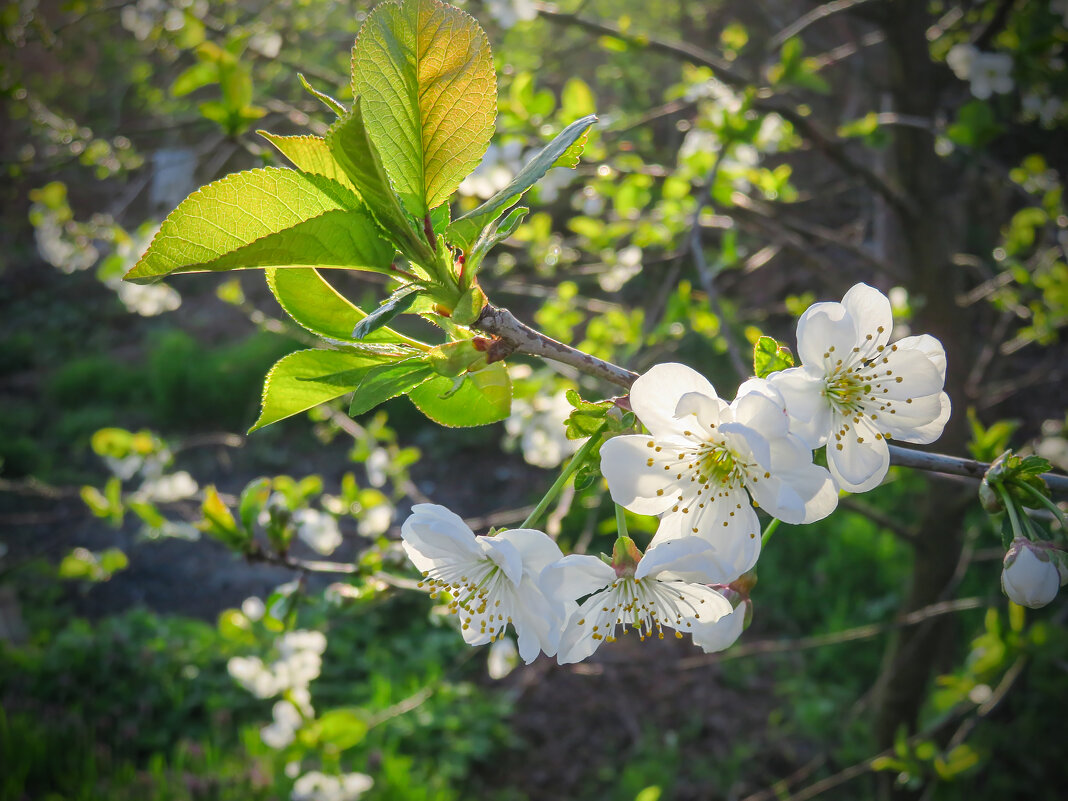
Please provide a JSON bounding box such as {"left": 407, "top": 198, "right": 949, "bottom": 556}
{"left": 753, "top": 335, "right": 795, "bottom": 378}
{"left": 260, "top": 132, "right": 358, "bottom": 193}
{"left": 251, "top": 349, "right": 399, "bottom": 432}
{"left": 125, "top": 168, "right": 376, "bottom": 283}
{"left": 353, "top": 284, "right": 424, "bottom": 340}
{"left": 298, "top": 73, "right": 347, "bottom": 117}
{"left": 349, "top": 358, "right": 436, "bottom": 416}
{"left": 447, "top": 114, "right": 597, "bottom": 250}
{"left": 327, "top": 100, "right": 436, "bottom": 265}
{"left": 351, "top": 0, "right": 497, "bottom": 217}
{"left": 266, "top": 267, "right": 412, "bottom": 345}
{"left": 464, "top": 206, "right": 528, "bottom": 281}
{"left": 408, "top": 362, "right": 511, "bottom": 427}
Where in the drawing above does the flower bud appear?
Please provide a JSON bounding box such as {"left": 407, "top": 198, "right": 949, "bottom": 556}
{"left": 1001, "top": 538, "right": 1060, "bottom": 609}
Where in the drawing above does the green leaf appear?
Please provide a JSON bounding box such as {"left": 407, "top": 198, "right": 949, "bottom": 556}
{"left": 753, "top": 335, "right": 795, "bottom": 378}
{"left": 464, "top": 206, "right": 528, "bottom": 280}
{"left": 125, "top": 168, "right": 380, "bottom": 283}
{"left": 408, "top": 362, "right": 510, "bottom": 427}
{"left": 260, "top": 132, "right": 358, "bottom": 193}
{"left": 298, "top": 73, "right": 347, "bottom": 117}
{"left": 446, "top": 114, "right": 597, "bottom": 250}
{"left": 353, "top": 284, "right": 424, "bottom": 340}
{"left": 198, "top": 486, "right": 248, "bottom": 550}
{"left": 327, "top": 100, "right": 436, "bottom": 264}
{"left": 172, "top": 61, "right": 218, "bottom": 97}
{"left": 267, "top": 267, "right": 411, "bottom": 345}
{"left": 351, "top": 0, "right": 497, "bottom": 217}
{"left": 309, "top": 708, "right": 369, "bottom": 751}
{"left": 238, "top": 477, "right": 272, "bottom": 536}
{"left": 251, "top": 349, "right": 400, "bottom": 432}
{"left": 349, "top": 358, "right": 435, "bottom": 416}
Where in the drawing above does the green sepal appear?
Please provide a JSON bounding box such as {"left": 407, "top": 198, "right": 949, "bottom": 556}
{"left": 450, "top": 284, "right": 487, "bottom": 326}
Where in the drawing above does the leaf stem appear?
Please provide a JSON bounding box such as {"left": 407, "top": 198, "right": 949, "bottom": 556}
{"left": 615, "top": 503, "right": 629, "bottom": 539}
{"left": 761, "top": 517, "right": 781, "bottom": 547}
{"left": 521, "top": 422, "right": 609, "bottom": 530}
{"left": 996, "top": 484, "right": 1024, "bottom": 541}
{"left": 1013, "top": 479, "right": 1068, "bottom": 532}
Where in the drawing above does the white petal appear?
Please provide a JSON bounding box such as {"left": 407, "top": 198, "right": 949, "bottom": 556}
{"left": 477, "top": 535, "right": 524, "bottom": 586}
{"left": 630, "top": 362, "right": 719, "bottom": 438}
{"left": 796, "top": 302, "right": 857, "bottom": 373}
{"left": 599, "top": 435, "right": 683, "bottom": 515}
{"left": 733, "top": 383, "right": 789, "bottom": 437}
{"left": 401, "top": 504, "right": 481, "bottom": 564}
{"left": 841, "top": 283, "right": 893, "bottom": 359}
{"left": 828, "top": 418, "right": 890, "bottom": 492}
{"left": 879, "top": 393, "right": 948, "bottom": 441}
{"left": 894, "top": 391, "right": 951, "bottom": 445}
{"left": 674, "top": 391, "right": 728, "bottom": 436}
{"left": 690, "top": 603, "right": 746, "bottom": 653}
{"left": 514, "top": 576, "right": 561, "bottom": 662}
{"left": 868, "top": 347, "right": 944, "bottom": 400}
{"left": 893, "top": 334, "right": 947, "bottom": 381}
{"left": 556, "top": 590, "right": 614, "bottom": 664}
{"left": 720, "top": 422, "right": 772, "bottom": 471}
{"left": 540, "top": 554, "right": 615, "bottom": 602}
{"left": 493, "top": 528, "right": 564, "bottom": 575}
{"left": 769, "top": 368, "right": 831, "bottom": 448}
{"left": 638, "top": 537, "right": 743, "bottom": 585}
{"left": 652, "top": 491, "right": 761, "bottom": 580}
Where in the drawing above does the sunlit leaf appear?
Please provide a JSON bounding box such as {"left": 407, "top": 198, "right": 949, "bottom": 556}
{"left": 352, "top": 0, "right": 497, "bottom": 216}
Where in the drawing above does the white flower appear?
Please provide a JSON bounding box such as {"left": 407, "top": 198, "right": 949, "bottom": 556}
{"left": 242, "top": 596, "right": 266, "bottom": 622}
{"left": 292, "top": 771, "right": 373, "bottom": 801}
{"left": 485, "top": 0, "right": 537, "bottom": 29}
{"left": 358, "top": 502, "right": 393, "bottom": 537}
{"left": 946, "top": 44, "right": 977, "bottom": 81}
{"left": 261, "top": 699, "right": 303, "bottom": 749}
{"left": 600, "top": 364, "right": 838, "bottom": 578}
{"left": 504, "top": 390, "right": 580, "bottom": 469}
{"left": 279, "top": 629, "right": 327, "bottom": 657}
{"left": 1002, "top": 539, "right": 1061, "bottom": 609}
{"left": 401, "top": 504, "right": 565, "bottom": 663}
{"left": 135, "top": 470, "right": 198, "bottom": 502}
{"left": 541, "top": 537, "right": 735, "bottom": 664}
{"left": 293, "top": 509, "right": 343, "bottom": 555}
{"left": 946, "top": 44, "right": 1013, "bottom": 99}
{"left": 365, "top": 448, "right": 390, "bottom": 487}
{"left": 769, "top": 283, "right": 951, "bottom": 493}
{"left": 690, "top": 600, "right": 747, "bottom": 653}
{"left": 228, "top": 656, "right": 280, "bottom": 698}
{"left": 458, "top": 141, "right": 524, "bottom": 198}
{"left": 970, "top": 51, "right": 1013, "bottom": 99}
{"left": 486, "top": 636, "right": 520, "bottom": 679}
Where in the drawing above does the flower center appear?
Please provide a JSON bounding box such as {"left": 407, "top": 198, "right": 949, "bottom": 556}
{"left": 418, "top": 558, "right": 513, "bottom": 641}
{"left": 587, "top": 576, "right": 710, "bottom": 644}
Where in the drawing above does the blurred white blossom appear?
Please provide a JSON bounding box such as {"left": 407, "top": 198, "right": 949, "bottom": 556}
{"left": 291, "top": 771, "right": 373, "bottom": 801}
{"left": 293, "top": 509, "right": 343, "bottom": 555}
{"left": 504, "top": 390, "right": 580, "bottom": 469}
{"left": 947, "top": 44, "right": 1013, "bottom": 99}
{"left": 135, "top": 470, "right": 198, "bottom": 503}
{"left": 485, "top": 0, "right": 537, "bottom": 29}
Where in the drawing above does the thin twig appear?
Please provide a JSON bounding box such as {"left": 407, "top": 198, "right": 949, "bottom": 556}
{"left": 474, "top": 304, "right": 638, "bottom": 388}
{"left": 889, "top": 444, "right": 1068, "bottom": 495}
{"left": 676, "top": 597, "right": 982, "bottom": 669}
{"left": 767, "top": 0, "right": 883, "bottom": 51}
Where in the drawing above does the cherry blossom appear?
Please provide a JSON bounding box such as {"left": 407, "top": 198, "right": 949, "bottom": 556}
{"left": 541, "top": 537, "right": 735, "bottom": 664}
{"left": 769, "top": 283, "right": 951, "bottom": 493}
{"left": 401, "top": 504, "right": 565, "bottom": 663}
{"left": 600, "top": 364, "right": 838, "bottom": 579}
{"left": 1002, "top": 539, "right": 1061, "bottom": 609}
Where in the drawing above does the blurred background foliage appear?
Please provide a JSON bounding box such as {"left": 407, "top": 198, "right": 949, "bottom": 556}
{"left": 2, "top": 0, "right": 1067, "bottom": 799}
